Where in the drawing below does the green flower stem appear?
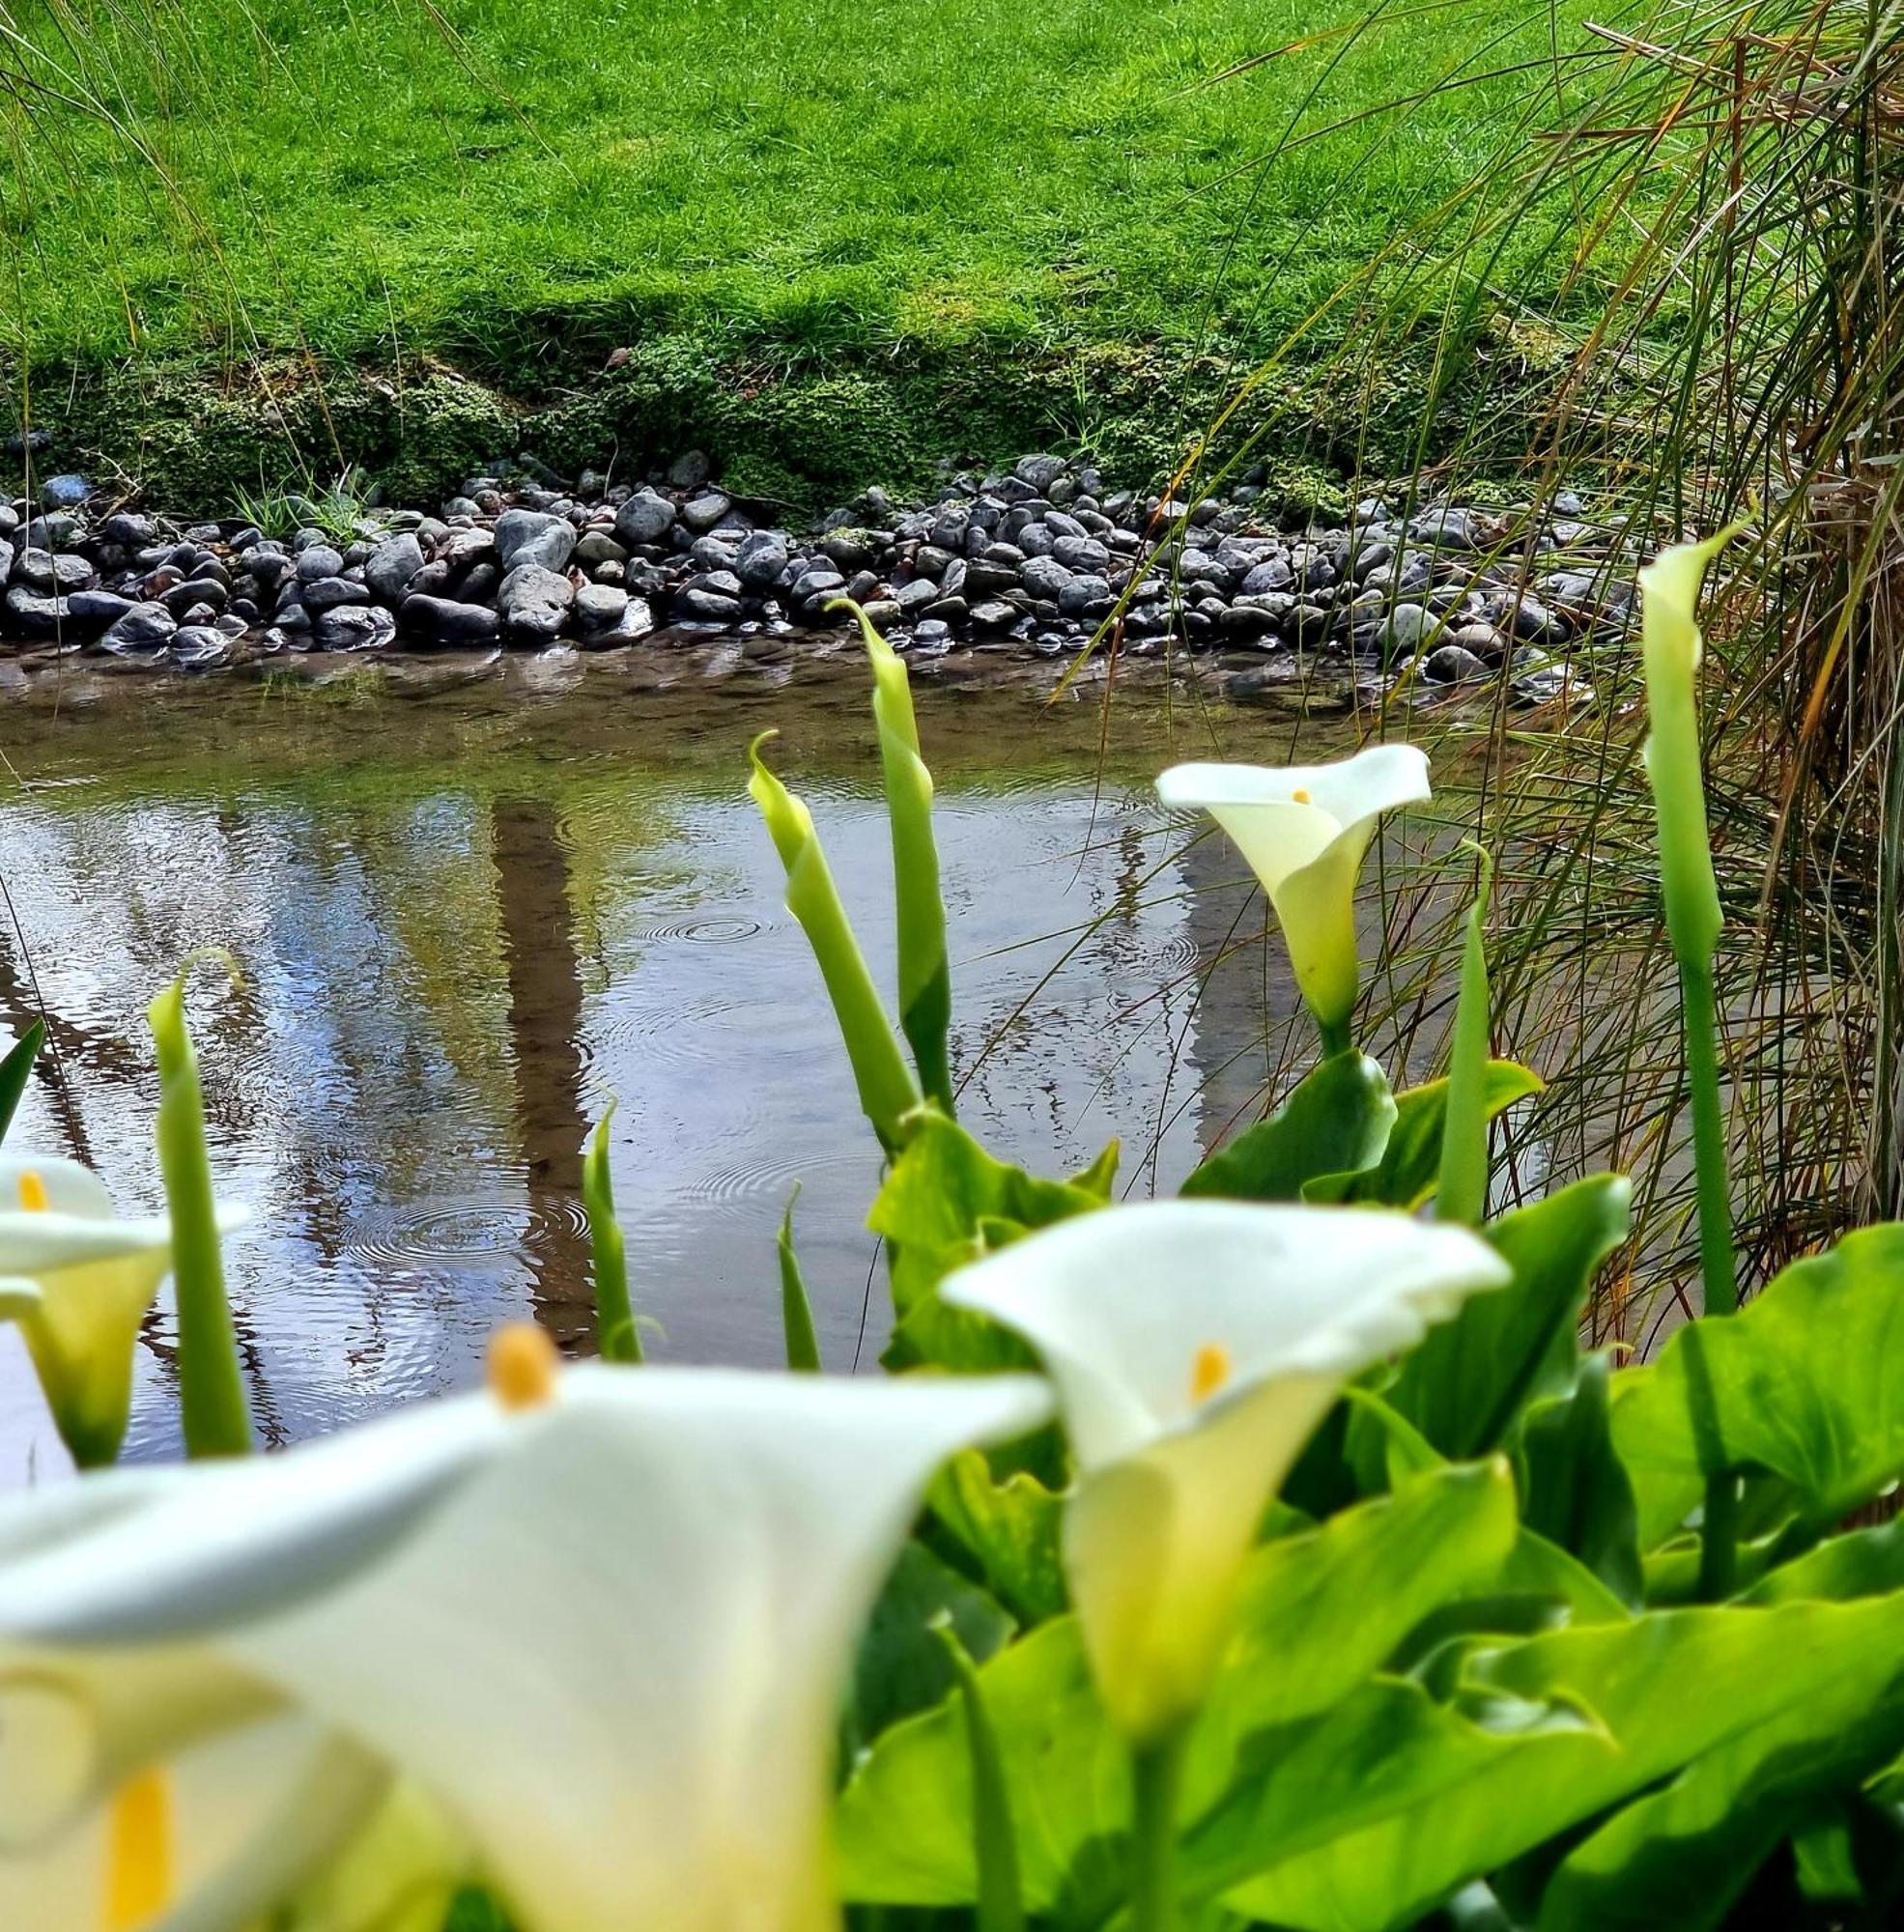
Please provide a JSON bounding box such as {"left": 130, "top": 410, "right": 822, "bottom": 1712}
{"left": 1128, "top": 1729, "right": 1187, "bottom": 1932}
{"left": 1436, "top": 842, "right": 1493, "bottom": 1226}
{"left": 149, "top": 964, "right": 252, "bottom": 1460}
{"left": 1639, "top": 530, "right": 1745, "bottom": 1599}
{"left": 749, "top": 731, "right": 922, "bottom": 1154}
{"left": 933, "top": 1618, "right": 1023, "bottom": 1932}
{"left": 1317, "top": 1014, "right": 1352, "bottom": 1060}
{"left": 583, "top": 1108, "right": 640, "bottom": 1364}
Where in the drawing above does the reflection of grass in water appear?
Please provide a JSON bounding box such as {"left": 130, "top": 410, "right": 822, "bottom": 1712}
{"left": 0, "top": 0, "right": 1582, "bottom": 382}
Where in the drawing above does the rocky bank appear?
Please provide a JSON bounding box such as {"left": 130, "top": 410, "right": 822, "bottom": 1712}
{"left": 0, "top": 451, "right": 1635, "bottom": 700}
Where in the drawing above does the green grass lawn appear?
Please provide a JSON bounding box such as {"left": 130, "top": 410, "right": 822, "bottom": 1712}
{"left": 4, "top": 0, "right": 1585, "bottom": 383}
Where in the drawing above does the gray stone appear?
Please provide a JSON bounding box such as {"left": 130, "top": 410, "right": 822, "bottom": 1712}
{"left": 1423, "top": 643, "right": 1490, "bottom": 684}
{"left": 1052, "top": 534, "right": 1111, "bottom": 574}
{"left": 680, "top": 492, "right": 733, "bottom": 535}
{"left": 964, "top": 562, "right": 1019, "bottom": 598}
{"left": 1408, "top": 507, "right": 1488, "bottom": 551}
{"left": 296, "top": 545, "right": 345, "bottom": 582}
{"left": 66, "top": 590, "right": 131, "bottom": 634}
{"left": 302, "top": 576, "right": 370, "bottom": 612}
{"left": 364, "top": 533, "right": 425, "bottom": 603}
{"left": 574, "top": 583, "right": 629, "bottom": 631}
{"left": 894, "top": 578, "right": 938, "bottom": 614}
{"left": 98, "top": 603, "right": 175, "bottom": 655}
{"left": 668, "top": 449, "right": 713, "bottom": 490}
{"left": 315, "top": 605, "right": 396, "bottom": 651}
{"left": 1057, "top": 575, "right": 1111, "bottom": 617}
{"left": 15, "top": 550, "right": 94, "bottom": 594}
{"left": 1015, "top": 453, "right": 1067, "bottom": 494}
{"left": 614, "top": 490, "right": 677, "bottom": 548}
{"left": 100, "top": 512, "right": 156, "bottom": 547}
{"left": 3, "top": 587, "right": 69, "bottom": 634}
{"left": 971, "top": 599, "right": 1020, "bottom": 630}
{"left": 791, "top": 568, "right": 846, "bottom": 604}
{"left": 1019, "top": 556, "right": 1073, "bottom": 601}
{"left": 574, "top": 530, "right": 628, "bottom": 567}
{"left": 170, "top": 626, "right": 231, "bottom": 668}
{"left": 41, "top": 474, "right": 92, "bottom": 510}
{"left": 1449, "top": 622, "right": 1509, "bottom": 662}
{"left": 244, "top": 548, "right": 295, "bottom": 593}
{"left": 494, "top": 509, "right": 577, "bottom": 574}
{"left": 1239, "top": 558, "right": 1293, "bottom": 596}
{"left": 735, "top": 535, "right": 789, "bottom": 589}
{"left": 400, "top": 594, "right": 500, "bottom": 646}
{"left": 677, "top": 588, "right": 743, "bottom": 624}
{"left": 497, "top": 564, "right": 575, "bottom": 638}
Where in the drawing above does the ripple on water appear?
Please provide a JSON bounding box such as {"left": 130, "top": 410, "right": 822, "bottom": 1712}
{"left": 582, "top": 987, "right": 745, "bottom": 1076}
{"left": 639, "top": 914, "right": 767, "bottom": 945}
{"left": 346, "top": 1195, "right": 590, "bottom": 1268}
{"left": 682, "top": 1144, "right": 870, "bottom": 1218}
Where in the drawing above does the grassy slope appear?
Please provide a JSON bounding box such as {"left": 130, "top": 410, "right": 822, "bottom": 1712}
{"left": 6, "top": 0, "right": 1583, "bottom": 379}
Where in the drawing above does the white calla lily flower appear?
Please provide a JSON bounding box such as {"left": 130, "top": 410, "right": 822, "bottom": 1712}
{"left": 0, "top": 1154, "right": 247, "bottom": 1469}
{"left": 0, "top": 1345, "right": 1051, "bottom": 1932}
{"left": 943, "top": 1201, "right": 1510, "bottom": 1742}
{"left": 1157, "top": 746, "right": 1431, "bottom": 1040}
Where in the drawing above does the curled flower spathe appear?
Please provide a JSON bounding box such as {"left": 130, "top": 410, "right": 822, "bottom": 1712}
{"left": 943, "top": 1200, "right": 1510, "bottom": 1742}
{"left": 0, "top": 1349, "right": 1052, "bottom": 1932}
{"left": 1157, "top": 746, "right": 1430, "bottom": 1041}
{"left": 0, "top": 1154, "right": 247, "bottom": 1469}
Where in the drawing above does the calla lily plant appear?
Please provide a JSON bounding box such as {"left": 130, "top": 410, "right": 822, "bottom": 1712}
{"left": 1157, "top": 746, "right": 1431, "bottom": 1049}
{"left": 0, "top": 1154, "right": 247, "bottom": 1470}
{"left": 0, "top": 1329, "right": 1051, "bottom": 1932}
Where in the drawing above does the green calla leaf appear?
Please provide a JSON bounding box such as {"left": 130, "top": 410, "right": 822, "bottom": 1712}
{"left": 1227, "top": 1592, "right": 1904, "bottom": 1932}
{"left": 1516, "top": 1352, "right": 1642, "bottom": 1608}
{"left": 1303, "top": 1062, "right": 1542, "bottom": 1210}
{"left": 871, "top": 1111, "right": 1102, "bottom": 1373}
{"left": 837, "top": 1463, "right": 1520, "bottom": 1916}
{"left": 1181, "top": 1051, "right": 1395, "bottom": 1202}
{"left": 1387, "top": 1174, "right": 1632, "bottom": 1461}
{"left": 1532, "top": 1672, "right": 1904, "bottom": 1932}
{"left": 1612, "top": 1223, "right": 1904, "bottom": 1548}
{"left": 0, "top": 1019, "right": 43, "bottom": 1147}
{"left": 848, "top": 1540, "right": 1016, "bottom": 1753}
{"left": 926, "top": 1449, "right": 1067, "bottom": 1627}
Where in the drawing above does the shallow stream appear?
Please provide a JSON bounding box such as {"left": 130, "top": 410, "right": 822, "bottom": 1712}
{"left": 0, "top": 648, "right": 1352, "bottom": 1471}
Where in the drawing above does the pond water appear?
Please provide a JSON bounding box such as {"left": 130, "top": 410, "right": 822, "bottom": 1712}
{"left": 0, "top": 645, "right": 1354, "bottom": 1473}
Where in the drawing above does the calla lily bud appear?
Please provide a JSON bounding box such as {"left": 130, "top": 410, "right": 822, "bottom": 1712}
{"left": 1157, "top": 747, "right": 1431, "bottom": 1045}
{"left": 944, "top": 1200, "right": 1510, "bottom": 1742}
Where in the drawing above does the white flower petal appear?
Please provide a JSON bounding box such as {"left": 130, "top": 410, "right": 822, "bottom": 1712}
{"left": 943, "top": 1201, "right": 1507, "bottom": 1463}
{"left": 0, "top": 1155, "right": 116, "bottom": 1222}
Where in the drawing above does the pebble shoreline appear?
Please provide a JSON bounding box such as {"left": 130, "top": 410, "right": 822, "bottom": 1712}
{"left": 0, "top": 450, "right": 1635, "bottom": 701}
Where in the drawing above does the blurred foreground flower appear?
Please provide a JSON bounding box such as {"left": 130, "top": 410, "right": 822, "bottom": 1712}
{"left": 0, "top": 1153, "right": 246, "bottom": 1469}
{"left": 0, "top": 1336, "right": 1050, "bottom": 1932}
{"left": 943, "top": 1200, "right": 1510, "bottom": 1743}
{"left": 1157, "top": 747, "right": 1430, "bottom": 1046}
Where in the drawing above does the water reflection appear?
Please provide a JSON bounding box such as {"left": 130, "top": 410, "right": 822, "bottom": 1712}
{"left": 0, "top": 657, "right": 1332, "bottom": 1471}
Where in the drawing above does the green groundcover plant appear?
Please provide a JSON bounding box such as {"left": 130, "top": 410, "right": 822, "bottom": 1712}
{"left": 4, "top": 538, "right": 1904, "bottom": 1931}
